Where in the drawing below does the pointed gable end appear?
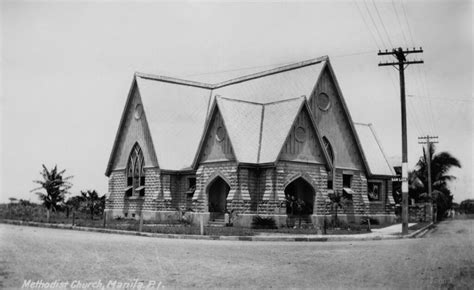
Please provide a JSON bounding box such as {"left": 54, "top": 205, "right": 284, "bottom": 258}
{"left": 105, "top": 77, "right": 159, "bottom": 176}
{"left": 192, "top": 100, "right": 236, "bottom": 167}
{"left": 277, "top": 100, "right": 332, "bottom": 167}
{"left": 309, "top": 61, "right": 369, "bottom": 172}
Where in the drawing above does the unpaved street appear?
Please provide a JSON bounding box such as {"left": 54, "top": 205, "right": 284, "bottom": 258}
{"left": 1, "top": 219, "right": 472, "bottom": 289}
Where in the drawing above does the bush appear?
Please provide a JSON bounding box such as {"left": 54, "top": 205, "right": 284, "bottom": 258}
{"left": 360, "top": 217, "right": 379, "bottom": 225}
{"left": 251, "top": 215, "right": 277, "bottom": 229}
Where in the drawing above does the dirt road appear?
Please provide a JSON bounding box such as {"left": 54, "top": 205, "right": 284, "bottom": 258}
{"left": 1, "top": 219, "right": 472, "bottom": 288}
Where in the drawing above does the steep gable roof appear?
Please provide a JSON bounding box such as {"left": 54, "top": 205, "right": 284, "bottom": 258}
{"left": 106, "top": 56, "right": 345, "bottom": 173}
{"left": 354, "top": 122, "right": 395, "bottom": 176}
{"left": 216, "top": 98, "right": 263, "bottom": 163}
{"left": 193, "top": 97, "right": 332, "bottom": 168}
{"left": 310, "top": 61, "right": 372, "bottom": 175}
{"left": 259, "top": 99, "right": 309, "bottom": 163}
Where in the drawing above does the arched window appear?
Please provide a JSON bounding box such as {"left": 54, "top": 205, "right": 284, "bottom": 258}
{"left": 322, "top": 136, "right": 334, "bottom": 163}
{"left": 323, "top": 136, "right": 335, "bottom": 190}
{"left": 126, "top": 143, "right": 145, "bottom": 197}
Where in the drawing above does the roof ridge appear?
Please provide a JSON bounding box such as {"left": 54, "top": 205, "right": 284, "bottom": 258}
{"left": 218, "top": 96, "right": 304, "bottom": 106}
{"left": 135, "top": 72, "right": 213, "bottom": 89}
{"left": 353, "top": 121, "right": 373, "bottom": 126}
{"left": 135, "top": 56, "right": 328, "bottom": 89}
{"left": 217, "top": 96, "right": 264, "bottom": 106}
{"left": 368, "top": 123, "right": 396, "bottom": 175}
{"left": 213, "top": 56, "right": 328, "bottom": 89}
{"left": 263, "top": 96, "right": 305, "bottom": 106}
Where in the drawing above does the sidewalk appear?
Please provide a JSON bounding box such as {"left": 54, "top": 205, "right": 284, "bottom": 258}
{"left": 0, "top": 219, "right": 432, "bottom": 242}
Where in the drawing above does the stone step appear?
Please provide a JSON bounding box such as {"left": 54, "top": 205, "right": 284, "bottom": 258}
{"left": 208, "top": 218, "right": 226, "bottom": 227}
{"left": 208, "top": 222, "right": 226, "bottom": 227}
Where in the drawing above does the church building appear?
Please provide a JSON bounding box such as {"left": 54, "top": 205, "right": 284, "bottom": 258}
{"left": 105, "top": 56, "right": 396, "bottom": 227}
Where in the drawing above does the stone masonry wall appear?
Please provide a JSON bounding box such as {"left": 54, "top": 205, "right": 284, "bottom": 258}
{"left": 193, "top": 162, "right": 239, "bottom": 212}
{"left": 276, "top": 161, "right": 328, "bottom": 215}
{"left": 330, "top": 169, "right": 369, "bottom": 217}
{"left": 107, "top": 167, "right": 160, "bottom": 217}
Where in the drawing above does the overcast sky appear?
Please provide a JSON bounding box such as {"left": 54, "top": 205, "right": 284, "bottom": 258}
{"left": 1, "top": 0, "right": 472, "bottom": 203}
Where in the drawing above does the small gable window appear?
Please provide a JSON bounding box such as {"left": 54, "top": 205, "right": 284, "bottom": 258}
{"left": 126, "top": 143, "right": 145, "bottom": 197}
{"left": 134, "top": 104, "right": 143, "bottom": 120}
{"left": 216, "top": 126, "right": 226, "bottom": 142}
{"left": 317, "top": 93, "right": 331, "bottom": 111}
{"left": 295, "top": 126, "right": 306, "bottom": 143}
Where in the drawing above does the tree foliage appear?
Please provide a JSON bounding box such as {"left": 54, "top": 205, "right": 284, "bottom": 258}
{"left": 459, "top": 199, "right": 474, "bottom": 214}
{"left": 64, "top": 190, "right": 106, "bottom": 219}
{"left": 409, "top": 144, "right": 461, "bottom": 220}
{"left": 31, "top": 165, "right": 73, "bottom": 221}
{"left": 326, "top": 191, "right": 350, "bottom": 227}
{"left": 80, "top": 190, "right": 106, "bottom": 219}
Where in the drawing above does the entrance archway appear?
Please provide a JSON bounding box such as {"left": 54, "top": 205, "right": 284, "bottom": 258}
{"left": 207, "top": 176, "right": 230, "bottom": 220}
{"left": 284, "top": 177, "right": 315, "bottom": 215}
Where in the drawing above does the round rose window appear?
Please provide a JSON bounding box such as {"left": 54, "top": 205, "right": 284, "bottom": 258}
{"left": 317, "top": 93, "right": 331, "bottom": 111}
{"left": 216, "top": 126, "right": 226, "bottom": 142}
{"left": 295, "top": 126, "right": 306, "bottom": 142}
{"left": 134, "top": 104, "right": 143, "bottom": 120}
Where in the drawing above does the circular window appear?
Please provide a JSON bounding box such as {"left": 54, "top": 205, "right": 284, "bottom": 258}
{"left": 134, "top": 104, "right": 143, "bottom": 120}
{"left": 216, "top": 126, "right": 226, "bottom": 142}
{"left": 295, "top": 126, "right": 306, "bottom": 142}
{"left": 317, "top": 93, "right": 331, "bottom": 111}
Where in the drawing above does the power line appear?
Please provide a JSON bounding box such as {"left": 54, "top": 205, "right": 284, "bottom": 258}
{"left": 362, "top": 0, "right": 389, "bottom": 48}
{"left": 415, "top": 65, "right": 436, "bottom": 135}
{"left": 407, "top": 97, "right": 426, "bottom": 136}
{"left": 353, "top": 0, "right": 426, "bottom": 136}
{"left": 408, "top": 95, "right": 473, "bottom": 103}
{"left": 371, "top": 0, "right": 394, "bottom": 48}
{"left": 396, "top": 0, "right": 437, "bottom": 135}
{"left": 400, "top": 0, "right": 416, "bottom": 47}
{"left": 353, "top": 0, "right": 382, "bottom": 49}
{"left": 183, "top": 50, "right": 375, "bottom": 78}
{"left": 391, "top": 0, "right": 409, "bottom": 47}
{"left": 388, "top": 0, "right": 435, "bottom": 135}
{"left": 378, "top": 47, "right": 424, "bottom": 235}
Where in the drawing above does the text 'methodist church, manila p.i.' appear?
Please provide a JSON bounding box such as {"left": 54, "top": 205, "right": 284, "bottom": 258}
{"left": 105, "top": 56, "right": 397, "bottom": 227}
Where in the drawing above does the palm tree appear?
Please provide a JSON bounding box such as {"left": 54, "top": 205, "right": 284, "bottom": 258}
{"left": 416, "top": 144, "right": 461, "bottom": 190}
{"left": 327, "top": 191, "right": 348, "bottom": 227}
{"left": 80, "top": 190, "right": 105, "bottom": 220}
{"left": 31, "top": 165, "right": 73, "bottom": 222}
{"left": 412, "top": 143, "right": 461, "bottom": 220}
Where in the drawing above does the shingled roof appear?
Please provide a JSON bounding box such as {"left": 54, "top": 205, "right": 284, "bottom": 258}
{"left": 105, "top": 57, "right": 329, "bottom": 175}
{"left": 106, "top": 56, "right": 388, "bottom": 176}
{"left": 192, "top": 96, "right": 331, "bottom": 166}
{"left": 354, "top": 123, "right": 395, "bottom": 176}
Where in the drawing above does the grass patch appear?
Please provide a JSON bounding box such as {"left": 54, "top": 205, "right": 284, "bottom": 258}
{"left": 408, "top": 222, "right": 431, "bottom": 231}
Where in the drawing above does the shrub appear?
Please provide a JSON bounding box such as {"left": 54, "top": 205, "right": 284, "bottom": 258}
{"left": 360, "top": 217, "right": 379, "bottom": 225}
{"left": 251, "top": 215, "right": 277, "bottom": 229}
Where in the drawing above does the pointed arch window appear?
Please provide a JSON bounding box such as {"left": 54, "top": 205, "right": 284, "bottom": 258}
{"left": 323, "top": 136, "right": 335, "bottom": 190}
{"left": 322, "top": 136, "right": 334, "bottom": 163}
{"left": 125, "top": 143, "right": 145, "bottom": 197}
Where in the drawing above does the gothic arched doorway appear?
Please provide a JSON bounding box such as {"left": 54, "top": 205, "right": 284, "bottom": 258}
{"left": 207, "top": 176, "right": 230, "bottom": 220}
{"left": 284, "top": 177, "right": 315, "bottom": 215}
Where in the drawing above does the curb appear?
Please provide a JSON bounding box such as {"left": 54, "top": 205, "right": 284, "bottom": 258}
{"left": 0, "top": 219, "right": 424, "bottom": 242}
{"left": 406, "top": 222, "right": 435, "bottom": 238}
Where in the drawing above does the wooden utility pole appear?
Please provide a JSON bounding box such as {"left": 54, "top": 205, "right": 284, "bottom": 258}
{"left": 418, "top": 135, "right": 439, "bottom": 222}
{"left": 378, "top": 47, "right": 424, "bottom": 235}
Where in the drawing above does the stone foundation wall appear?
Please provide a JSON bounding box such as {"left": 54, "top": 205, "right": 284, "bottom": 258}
{"left": 107, "top": 167, "right": 161, "bottom": 217}
{"left": 106, "top": 162, "right": 395, "bottom": 225}
{"left": 408, "top": 203, "right": 433, "bottom": 222}
{"left": 193, "top": 162, "right": 238, "bottom": 211}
